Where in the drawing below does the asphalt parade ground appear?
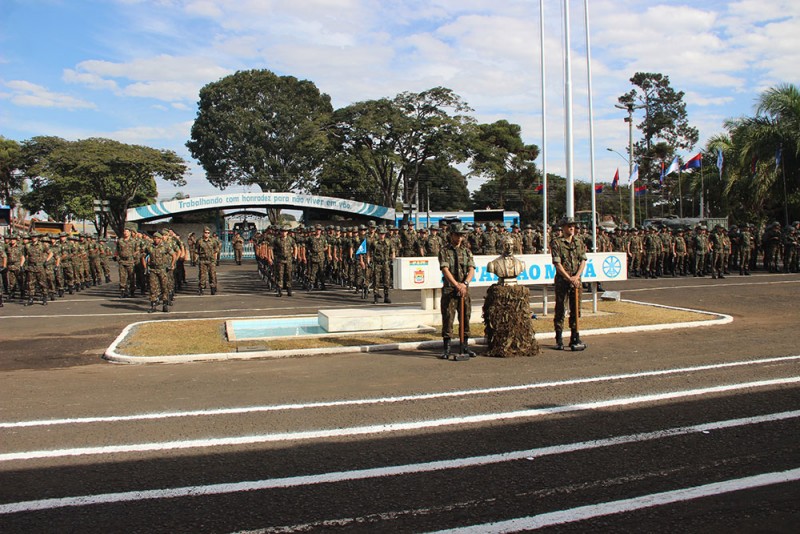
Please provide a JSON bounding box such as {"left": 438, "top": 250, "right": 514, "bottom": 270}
{"left": 1, "top": 263, "right": 799, "bottom": 533}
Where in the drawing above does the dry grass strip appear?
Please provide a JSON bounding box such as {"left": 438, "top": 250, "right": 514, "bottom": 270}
{"left": 116, "top": 300, "right": 713, "bottom": 358}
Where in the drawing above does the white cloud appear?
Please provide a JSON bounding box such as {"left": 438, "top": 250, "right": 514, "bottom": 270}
{"left": 1, "top": 80, "right": 97, "bottom": 110}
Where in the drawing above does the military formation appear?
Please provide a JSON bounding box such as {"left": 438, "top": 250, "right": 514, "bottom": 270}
{"left": 611, "top": 220, "right": 800, "bottom": 279}
{"left": 0, "top": 231, "right": 114, "bottom": 307}
{"left": 3, "top": 219, "right": 799, "bottom": 311}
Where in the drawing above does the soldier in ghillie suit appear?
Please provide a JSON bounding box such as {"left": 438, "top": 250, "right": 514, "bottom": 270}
{"left": 551, "top": 216, "right": 587, "bottom": 351}
{"left": 438, "top": 223, "right": 475, "bottom": 361}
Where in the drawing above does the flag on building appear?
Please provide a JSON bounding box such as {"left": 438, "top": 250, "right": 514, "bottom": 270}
{"left": 634, "top": 185, "right": 647, "bottom": 197}
{"left": 627, "top": 164, "right": 639, "bottom": 184}
{"left": 611, "top": 169, "right": 619, "bottom": 191}
{"left": 682, "top": 153, "right": 702, "bottom": 170}
{"left": 664, "top": 156, "right": 680, "bottom": 177}
{"left": 534, "top": 184, "right": 544, "bottom": 195}
{"left": 355, "top": 238, "right": 367, "bottom": 256}
{"left": 595, "top": 184, "right": 604, "bottom": 194}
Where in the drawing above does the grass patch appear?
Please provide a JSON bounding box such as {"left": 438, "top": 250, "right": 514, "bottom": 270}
{"left": 115, "top": 301, "right": 716, "bottom": 358}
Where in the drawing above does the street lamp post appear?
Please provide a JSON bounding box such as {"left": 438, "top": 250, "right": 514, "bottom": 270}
{"left": 614, "top": 103, "right": 644, "bottom": 227}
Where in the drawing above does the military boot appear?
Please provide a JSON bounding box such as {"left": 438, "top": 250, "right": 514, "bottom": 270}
{"left": 462, "top": 337, "right": 477, "bottom": 358}
{"left": 287, "top": 286, "right": 292, "bottom": 297}
{"left": 555, "top": 330, "right": 565, "bottom": 350}
{"left": 148, "top": 302, "right": 157, "bottom": 313}
{"left": 42, "top": 294, "right": 48, "bottom": 306}
{"left": 105, "top": 275, "right": 111, "bottom": 283}
{"left": 383, "top": 289, "right": 391, "bottom": 304}
{"left": 162, "top": 302, "right": 169, "bottom": 313}
{"left": 210, "top": 286, "right": 216, "bottom": 295}
{"left": 58, "top": 288, "right": 64, "bottom": 298}
{"left": 373, "top": 291, "right": 379, "bottom": 304}
{"left": 199, "top": 287, "right": 204, "bottom": 296}
{"left": 276, "top": 287, "right": 282, "bottom": 297}
{"left": 569, "top": 331, "right": 587, "bottom": 351}
{"left": 439, "top": 339, "right": 451, "bottom": 360}
{"left": 26, "top": 297, "right": 34, "bottom": 306}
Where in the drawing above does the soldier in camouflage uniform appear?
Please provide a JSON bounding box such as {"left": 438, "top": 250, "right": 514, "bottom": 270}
{"left": 739, "top": 224, "right": 753, "bottom": 275}
{"left": 4, "top": 234, "right": 24, "bottom": 301}
{"left": 438, "top": 223, "right": 475, "bottom": 360}
{"left": 400, "top": 221, "right": 421, "bottom": 257}
{"left": 643, "top": 227, "right": 661, "bottom": 278}
{"left": 0, "top": 239, "right": 6, "bottom": 307}
{"left": 232, "top": 232, "right": 245, "bottom": 265}
{"left": 551, "top": 216, "right": 587, "bottom": 351}
{"left": 116, "top": 228, "right": 138, "bottom": 297}
{"left": 270, "top": 225, "right": 296, "bottom": 297}
{"left": 196, "top": 227, "right": 220, "bottom": 295}
{"left": 762, "top": 222, "right": 782, "bottom": 272}
{"left": 41, "top": 236, "right": 57, "bottom": 299}
{"left": 673, "top": 228, "right": 688, "bottom": 276}
{"left": 693, "top": 226, "right": 710, "bottom": 276}
{"left": 627, "top": 228, "right": 643, "bottom": 277}
{"left": 368, "top": 226, "right": 394, "bottom": 303}
{"left": 306, "top": 225, "right": 330, "bottom": 291}
{"left": 23, "top": 233, "right": 52, "bottom": 305}
{"left": 424, "top": 225, "right": 443, "bottom": 257}
{"left": 481, "top": 223, "right": 499, "bottom": 255}
{"left": 142, "top": 232, "right": 175, "bottom": 313}
{"left": 522, "top": 224, "right": 536, "bottom": 254}
{"left": 709, "top": 225, "right": 726, "bottom": 279}
{"left": 784, "top": 226, "right": 799, "bottom": 273}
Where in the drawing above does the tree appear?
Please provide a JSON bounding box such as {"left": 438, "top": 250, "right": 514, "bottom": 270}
{"left": 0, "top": 137, "right": 23, "bottom": 207}
{"left": 618, "top": 72, "right": 699, "bottom": 205}
{"left": 331, "top": 87, "right": 475, "bottom": 213}
{"left": 20, "top": 137, "right": 187, "bottom": 236}
{"left": 187, "top": 69, "right": 333, "bottom": 223}
{"left": 468, "top": 120, "right": 540, "bottom": 221}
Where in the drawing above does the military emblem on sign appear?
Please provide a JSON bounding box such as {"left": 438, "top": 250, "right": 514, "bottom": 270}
{"left": 603, "top": 256, "right": 622, "bottom": 278}
{"left": 414, "top": 269, "right": 425, "bottom": 284}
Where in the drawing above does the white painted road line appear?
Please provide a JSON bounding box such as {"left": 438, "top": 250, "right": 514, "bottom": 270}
{"left": 436, "top": 467, "right": 800, "bottom": 533}
{"left": 4, "top": 354, "right": 799, "bottom": 429}
{"left": 2, "top": 377, "right": 799, "bottom": 463}
{"left": 2, "top": 409, "right": 798, "bottom": 516}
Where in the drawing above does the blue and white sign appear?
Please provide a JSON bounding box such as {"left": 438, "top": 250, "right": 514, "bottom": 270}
{"left": 127, "top": 193, "right": 395, "bottom": 222}
{"left": 394, "top": 253, "right": 628, "bottom": 290}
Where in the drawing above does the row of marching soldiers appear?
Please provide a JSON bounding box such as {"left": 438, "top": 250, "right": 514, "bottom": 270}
{"left": 1, "top": 231, "right": 114, "bottom": 307}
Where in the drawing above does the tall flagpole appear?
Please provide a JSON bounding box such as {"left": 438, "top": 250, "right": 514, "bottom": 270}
{"left": 540, "top": 0, "right": 548, "bottom": 253}
{"left": 563, "top": 0, "right": 575, "bottom": 217}
{"left": 584, "top": 0, "right": 597, "bottom": 253}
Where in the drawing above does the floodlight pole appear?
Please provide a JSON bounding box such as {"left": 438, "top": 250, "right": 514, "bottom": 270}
{"left": 615, "top": 103, "right": 637, "bottom": 226}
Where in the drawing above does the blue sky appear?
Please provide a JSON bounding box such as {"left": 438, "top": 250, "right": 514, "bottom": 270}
{"left": 2, "top": 0, "right": 798, "bottom": 201}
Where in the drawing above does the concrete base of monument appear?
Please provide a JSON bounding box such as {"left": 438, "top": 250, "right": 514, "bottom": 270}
{"left": 320, "top": 306, "right": 482, "bottom": 333}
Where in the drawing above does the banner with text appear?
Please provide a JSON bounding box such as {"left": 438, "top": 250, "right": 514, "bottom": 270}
{"left": 128, "top": 193, "right": 395, "bottom": 222}
{"left": 394, "top": 253, "right": 627, "bottom": 290}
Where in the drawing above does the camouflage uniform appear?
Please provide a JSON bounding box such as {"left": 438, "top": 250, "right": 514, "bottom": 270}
{"left": 551, "top": 222, "right": 587, "bottom": 346}
{"left": 116, "top": 234, "right": 138, "bottom": 296}
{"left": 143, "top": 236, "right": 174, "bottom": 312}
{"left": 271, "top": 231, "right": 296, "bottom": 296}
{"left": 306, "top": 231, "right": 329, "bottom": 290}
{"left": 4, "top": 237, "right": 24, "bottom": 300}
{"left": 24, "top": 236, "right": 51, "bottom": 305}
{"left": 196, "top": 231, "right": 219, "bottom": 294}
{"left": 369, "top": 229, "right": 393, "bottom": 303}
{"left": 439, "top": 228, "right": 475, "bottom": 347}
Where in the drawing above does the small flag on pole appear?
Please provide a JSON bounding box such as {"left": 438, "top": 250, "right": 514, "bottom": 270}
{"left": 664, "top": 156, "right": 680, "bottom": 177}
{"left": 595, "top": 184, "right": 604, "bottom": 194}
{"left": 681, "top": 153, "right": 702, "bottom": 171}
{"left": 355, "top": 238, "right": 367, "bottom": 256}
{"left": 534, "top": 184, "right": 544, "bottom": 195}
{"left": 635, "top": 185, "right": 647, "bottom": 197}
{"left": 659, "top": 161, "right": 665, "bottom": 185}
{"left": 628, "top": 164, "right": 639, "bottom": 185}
{"left": 612, "top": 169, "right": 619, "bottom": 191}
{"left": 716, "top": 148, "right": 724, "bottom": 178}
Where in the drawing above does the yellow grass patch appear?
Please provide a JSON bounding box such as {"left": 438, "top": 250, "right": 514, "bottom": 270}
{"left": 115, "top": 300, "right": 715, "bottom": 357}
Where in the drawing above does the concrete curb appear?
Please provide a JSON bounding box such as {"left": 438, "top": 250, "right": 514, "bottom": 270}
{"left": 103, "top": 299, "right": 733, "bottom": 364}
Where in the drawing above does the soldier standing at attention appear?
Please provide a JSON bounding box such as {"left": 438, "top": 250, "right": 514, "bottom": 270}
{"left": 142, "top": 232, "right": 175, "bottom": 313}
{"left": 551, "top": 216, "right": 587, "bottom": 351}
{"left": 22, "top": 233, "right": 53, "bottom": 306}
{"left": 709, "top": 225, "right": 726, "bottom": 279}
{"left": 5, "top": 234, "right": 24, "bottom": 302}
{"left": 187, "top": 232, "right": 197, "bottom": 266}
{"left": 0, "top": 240, "right": 6, "bottom": 307}
{"left": 368, "top": 226, "right": 393, "bottom": 304}
{"left": 270, "top": 225, "right": 297, "bottom": 297}
{"left": 438, "top": 223, "right": 475, "bottom": 361}
{"left": 196, "top": 227, "right": 219, "bottom": 295}
{"left": 232, "top": 232, "right": 245, "bottom": 265}
{"left": 481, "top": 223, "right": 498, "bottom": 255}
{"left": 400, "top": 221, "right": 419, "bottom": 257}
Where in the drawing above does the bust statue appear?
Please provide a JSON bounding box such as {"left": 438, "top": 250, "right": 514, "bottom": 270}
{"left": 487, "top": 236, "right": 525, "bottom": 284}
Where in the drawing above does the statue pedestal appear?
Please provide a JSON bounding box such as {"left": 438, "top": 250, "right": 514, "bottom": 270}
{"left": 482, "top": 284, "right": 540, "bottom": 358}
